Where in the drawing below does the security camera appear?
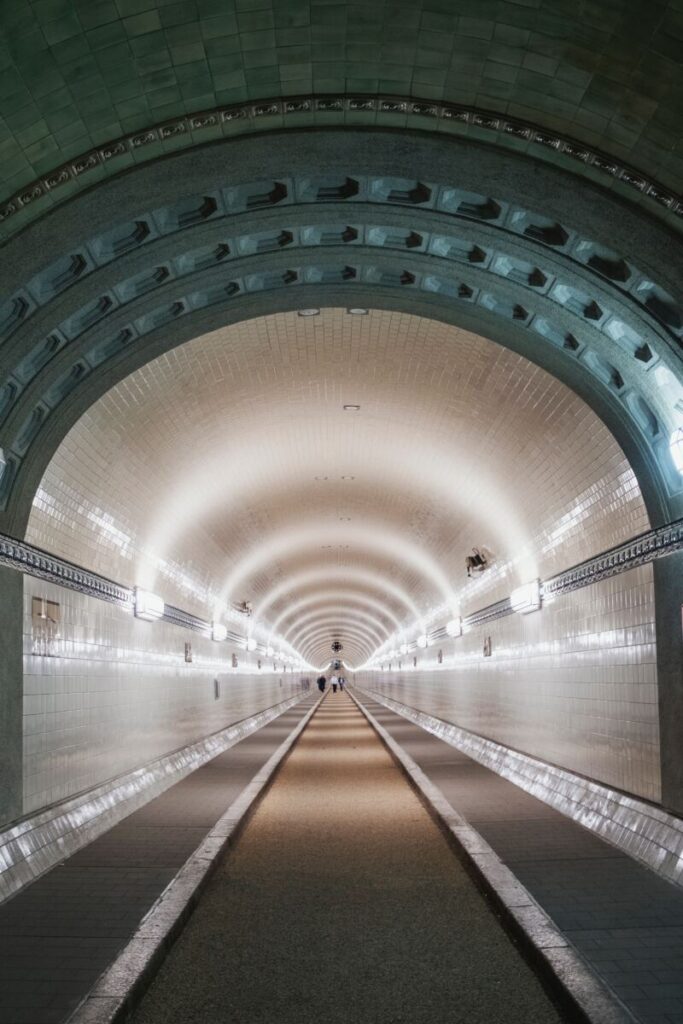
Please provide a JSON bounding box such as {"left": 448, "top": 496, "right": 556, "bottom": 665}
{"left": 465, "top": 547, "right": 493, "bottom": 577}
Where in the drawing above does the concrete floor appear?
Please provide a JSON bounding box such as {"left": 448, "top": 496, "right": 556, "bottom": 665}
{"left": 132, "top": 693, "right": 566, "bottom": 1024}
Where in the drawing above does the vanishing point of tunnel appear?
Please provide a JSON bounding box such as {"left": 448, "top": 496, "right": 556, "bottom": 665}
{"left": 0, "top": 2, "right": 682, "bottom": 1023}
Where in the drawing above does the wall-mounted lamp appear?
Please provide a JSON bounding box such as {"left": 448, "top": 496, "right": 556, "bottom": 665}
{"left": 266, "top": 645, "right": 274, "bottom": 657}
{"left": 670, "top": 427, "right": 683, "bottom": 474}
{"left": 446, "top": 617, "right": 462, "bottom": 637}
{"left": 246, "top": 637, "right": 257, "bottom": 651}
{"left": 510, "top": 579, "right": 542, "bottom": 614}
{"left": 212, "top": 622, "right": 227, "bottom": 642}
{"left": 400, "top": 643, "right": 409, "bottom": 655}
{"left": 134, "top": 587, "right": 164, "bottom": 621}
{"left": 416, "top": 634, "right": 428, "bottom": 648}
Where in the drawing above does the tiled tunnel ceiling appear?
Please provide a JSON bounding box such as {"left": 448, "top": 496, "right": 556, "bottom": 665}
{"left": 1, "top": 123, "right": 682, "bottom": 535}
{"left": 27, "top": 309, "right": 649, "bottom": 668}
{"left": 0, "top": 1, "right": 680, "bottom": 669}
{"left": 1, "top": 1, "right": 682, "bottom": 237}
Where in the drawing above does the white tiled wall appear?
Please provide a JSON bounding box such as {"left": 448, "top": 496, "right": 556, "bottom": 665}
{"left": 356, "top": 564, "right": 660, "bottom": 802}
{"left": 22, "top": 579, "right": 306, "bottom": 815}
{"left": 26, "top": 310, "right": 650, "bottom": 638}
{"left": 18, "top": 309, "right": 660, "bottom": 811}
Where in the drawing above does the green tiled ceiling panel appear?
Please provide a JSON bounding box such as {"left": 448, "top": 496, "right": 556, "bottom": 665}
{"left": 0, "top": 0, "right": 681, "bottom": 233}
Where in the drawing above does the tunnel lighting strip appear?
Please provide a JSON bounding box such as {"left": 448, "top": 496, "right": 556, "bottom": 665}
{"left": 370, "top": 518, "right": 683, "bottom": 664}
{"left": 509, "top": 579, "right": 542, "bottom": 614}
{"left": 2, "top": 92, "right": 682, "bottom": 236}
{"left": 543, "top": 518, "right": 683, "bottom": 596}
{"left": 133, "top": 587, "right": 164, "bottom": 621}
{"left": 0, "top": 518, "right": 682, "bottom": 653}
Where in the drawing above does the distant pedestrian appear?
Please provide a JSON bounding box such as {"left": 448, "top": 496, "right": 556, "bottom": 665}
{"left": 331, "top": 674, "right": 338, "bottom": 693}
{"left": 338, "top": 676, "right": 345, "bottom": 691}
{"left": 317, "top": 675, "right": 326, "bottom": 693}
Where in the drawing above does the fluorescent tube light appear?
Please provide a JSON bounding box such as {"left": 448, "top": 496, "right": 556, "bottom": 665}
{"left": 134, "top": 588, "right": 164, "bottom": 621}
{"left": 510, "top": 579, "right": 541, "bottom": 614}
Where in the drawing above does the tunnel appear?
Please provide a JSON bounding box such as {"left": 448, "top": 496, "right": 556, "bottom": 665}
{"left": 0, "top": 2, "right": 682, "bottom": 1022}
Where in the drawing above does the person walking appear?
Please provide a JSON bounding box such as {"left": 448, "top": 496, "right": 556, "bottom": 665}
{"left": 331, "top": 674, "right": 338, "bottom": 693}
{"left": 317, "top": 675, "right": 326, "bottom": 693}
{"left": 338, "top": 676, "right": 345, "bottom": 691}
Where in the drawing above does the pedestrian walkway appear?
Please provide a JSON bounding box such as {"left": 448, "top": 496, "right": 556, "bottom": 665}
{"left": 131, "top": 692, "right": 565, "bottom": 1024}
{"left": 354, "top": 690, "right": 683, "bottom": 1024}
{"left": 0, "top": 694, "right": 318, "bottom": 1024}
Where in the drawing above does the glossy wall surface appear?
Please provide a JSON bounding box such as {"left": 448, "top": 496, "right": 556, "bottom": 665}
{"left": 22, "top": 578, "right": 304, "bottom": 818}
{"left": 356, "top": 563, "right": 660, "bottom": 802}
{"left": 25, "top": 312, "right": 651, "bottom": 624}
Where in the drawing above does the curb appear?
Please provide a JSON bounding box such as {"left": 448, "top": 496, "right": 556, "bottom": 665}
{"left": 0, "top": 691, "right": 309, "bottom": 906}
{"left": 349, "top": 689, "right": 637, "bottom": 1024}
{"left": 355, "top": 685, "right": 683, "bottom": 890}
{"left": 67, "top": 693, "right": 324, "bottom": 1024}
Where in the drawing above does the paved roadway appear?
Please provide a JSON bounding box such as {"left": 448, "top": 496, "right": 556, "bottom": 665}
{"left": 356, "top": 692, "right": 683, "bottom": 1024}
{"left": 132, "top": 692, "right": 565, "bottom": 1024}
{"left": 0, "top": 695, "right": 318, "bottom": 1024}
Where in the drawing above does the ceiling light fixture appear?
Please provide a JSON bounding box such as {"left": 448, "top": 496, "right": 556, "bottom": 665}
{"left": 212, "top": 622, "right": 228, "bottom": 642}
{"left": 297, "top": 308, "right": 320, "bottom": 317}
{"left": 416, "top": 634, "right": 428, "bottom": 648}
{"left": 347, "top": 308, "right": 368, "bottom": 315}
{"left": 343, "top": 404, "right": 361, "bottom": 411}
{"left": 246, "top": 637, "right": 257, "bottom": 651}
{"left": 446, "top": 617, "right": 462, "bottom": 637}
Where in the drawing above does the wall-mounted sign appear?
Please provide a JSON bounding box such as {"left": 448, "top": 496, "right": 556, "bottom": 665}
{"left": 184, "top": 642, "right": 193, "bottom": 663}
{"left": 31, "top": 597, "right": 60, "bottom": 656}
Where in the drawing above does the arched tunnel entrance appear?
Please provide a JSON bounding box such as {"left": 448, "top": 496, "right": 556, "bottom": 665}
{"left": 0, "top": 3, "right": 682, "bottom": 1022}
